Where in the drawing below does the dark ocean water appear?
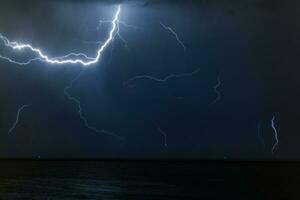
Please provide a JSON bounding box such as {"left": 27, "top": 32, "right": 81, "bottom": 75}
{"left": 0, "top": 161, "right": 298, "bottom": 199}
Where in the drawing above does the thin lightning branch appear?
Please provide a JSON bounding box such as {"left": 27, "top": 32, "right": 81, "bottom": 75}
{"left": 108, "top": 22, "right": 120, "bottom": 63}
{"left": 64, "top": 70, "right": 124, "bottom": 141}
{"left": 124, "top": 68, "right": 201, "bottom": 86}
{"left": 0, "top": 5, "right": 121, "bottom": 66}
{"left": 97, "top": 18, "right": 136, "bottom": 62}
{"left": 116, "top": 29, "right": 130, "bottom": 52}
{"left": 75, "top": 20, "right": 134, "bottom": 46}
{"left": 0, "top": 55, "right": 42, "bottom": 65}
{"left": 8, "top": 104, "right": 32, "bottom": 134}
{"left": 211, "top": 73, "right": 221, "bottom": 105}
{"left": 271, "top": 115, "right": 279, "bottom": 154}
{"left": 109, "top": 36, "right": 116, "bottom": 63}
{"left": 99, "top": 18, "right": 135, "bottom": 54}
{"left": 156, "top": 123, "right": 168, "bottom": 149}
{"left": 160, "top": 22, "right": 186, "bottom": 52}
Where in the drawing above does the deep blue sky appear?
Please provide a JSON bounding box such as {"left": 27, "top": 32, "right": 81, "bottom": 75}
{"left": 0, "top": 0, "right": 299, "bottom": 159}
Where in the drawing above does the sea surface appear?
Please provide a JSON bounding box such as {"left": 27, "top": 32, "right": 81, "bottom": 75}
{"left": 0, "top": 161, "right": 298, "bottom": 199}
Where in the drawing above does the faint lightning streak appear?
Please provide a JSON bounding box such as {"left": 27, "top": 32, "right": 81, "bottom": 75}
{"left": 271, "top": 115, "right": 279, "bottom": 154}
{"left": 211, "top": 73, "right": 221, "bottom": 105}
{"left": 0, "top": 5, "right": 121, "bottom": 66}
{"left": 8, "top": 104, "right": 32, "bottom": 134}
{"left": 0, "top": 55, "right": 42, "bottom": 65}
{"left": 156, "top": 123, "right": 168, "bottom": 148}
{"left": 257, "top": 121, "right": 266, "bottom": 149}
{"left": 125, "top": 68, "right": 201, "bottom": 85}
{"left": 160, "top": 22, "right": 186, "bottom": 52}
{"left": 64, "top": 71, "right": 124, "bottom": 141}
{"left": 116, "top": 28, "right": 130, "bottom": 51}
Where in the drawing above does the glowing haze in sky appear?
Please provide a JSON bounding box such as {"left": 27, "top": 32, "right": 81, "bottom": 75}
{"left": 0, "top": 0, "right": 299, "bottom": 159}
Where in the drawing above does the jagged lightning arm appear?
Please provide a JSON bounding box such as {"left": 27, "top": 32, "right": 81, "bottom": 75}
{"left": 0, "top": 5, "right": 121, "bottom": 66}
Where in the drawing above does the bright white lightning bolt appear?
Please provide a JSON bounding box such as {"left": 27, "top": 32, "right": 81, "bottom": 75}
{"left": 8, "top": 104, "right": 32, "bottom": 134}
{"left": 0, "top": 5, "right": 121, "bottom": 66}
{"left": 1, "top": 5, "right": 125, "bottom": 140}
{"left": 271, "top": 115, "right": 279, "bottom": 154}
{"left": 160, "top": 22, "right": 186, "bottom": 52}
{"left": 98, "top": 18, "right": 136, "bottom": 62}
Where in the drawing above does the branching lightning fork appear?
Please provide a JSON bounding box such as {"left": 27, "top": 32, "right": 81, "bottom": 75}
{"left": 1, "top": 5, "right": 125, "bottom": 140}
{"left": 99, "top": 18, "right": 136, "bottom": 61}
{"left": 0, "top": 5, "right": 121, "bottom": 66}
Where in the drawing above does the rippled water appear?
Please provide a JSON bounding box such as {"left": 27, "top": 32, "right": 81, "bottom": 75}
{"left": 0, "top": 161, "right": 298, "bottom": 199}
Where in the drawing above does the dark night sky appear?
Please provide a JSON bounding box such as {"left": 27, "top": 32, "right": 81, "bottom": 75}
{"left": 0, "top": 0, "right": 299, "bottom": 159}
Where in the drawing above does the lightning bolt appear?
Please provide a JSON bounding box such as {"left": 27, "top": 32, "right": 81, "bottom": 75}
{"left": 124, "top": 68, "right": 201, "bottom": 86}
{"left": 64, "top": 70, "right": 124, "bottom": 141}
{"left": 0, "top": 5, "right": 121, "bottom": 66}
{"left": 8, "top": 104, "right": 32, "bottom": 134}
{"left": 97, "top": 17, "right": 136, "bottom": 63}
{"left": 271, "top": 115, "right": 279, "bottom": 154}
{"left": 211, "top": 73, "right": 221, "bottom": 105}
{"left": 160, "top": 22, "right": 186, "bottom": 52}
{"left": 155, "top": 123, "right": 168, "bottom": 149}
{"left": 1, "top": 6, "right": 125, "bottom": 140}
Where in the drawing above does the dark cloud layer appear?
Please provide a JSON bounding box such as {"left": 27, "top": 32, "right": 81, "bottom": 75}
{"left": 0, "top": 0, "right": 288, "bottom": 5}
{"left": 1, "top": 0, "right": 295, "bottom": 11}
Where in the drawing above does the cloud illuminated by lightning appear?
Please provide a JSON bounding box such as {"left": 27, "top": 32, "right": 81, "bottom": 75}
{"left": 0, "top": 5, "right": 121, "bottom": 66}
{"left": 8, "top": 104, "right": 32, "bottom": 134}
